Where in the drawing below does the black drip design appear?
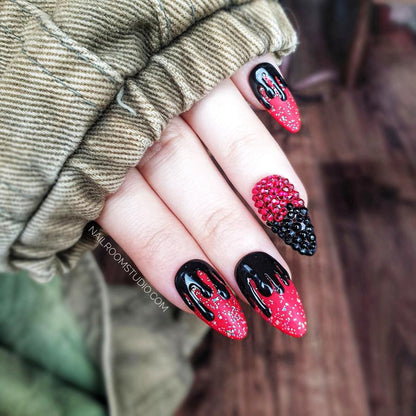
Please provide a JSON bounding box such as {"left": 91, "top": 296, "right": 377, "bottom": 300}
{"left": 235, "top": 252, "right": 290, "bottom": 318}
{"left": 249, "top": 63, "right": 288, "bottom": 109}
{"left": 267, "top": 204, "right": 317, "bottom": 256}
{"left": 175, "top": 260, "right": 230, "bottom": 322}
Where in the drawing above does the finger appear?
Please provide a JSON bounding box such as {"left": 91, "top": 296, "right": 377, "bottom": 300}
{"left": 231, "top": 54, "right": 301, "bottom": 133}
{"left": 182, "top": 79, "right": 317, "bottom": 257}
{"left": 139, "top": 117, "right": 307, "bottom": 337}
{"left": 97, "top": 168, "right": 247, "bottom": 340}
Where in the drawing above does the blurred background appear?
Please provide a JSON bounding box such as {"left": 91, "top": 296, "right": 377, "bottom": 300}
{"left": 95, "top": 0, "right": 416, "bottom": 415}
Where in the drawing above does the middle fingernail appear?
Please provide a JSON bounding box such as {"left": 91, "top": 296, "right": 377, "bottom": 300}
{"left": 175, "top": 260, "right": 248, "bottom": 340}
{"left": 235, "top": 251, "right": 307, "bottom": 337}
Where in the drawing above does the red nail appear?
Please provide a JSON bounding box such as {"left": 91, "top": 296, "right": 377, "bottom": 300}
{"left": 235, "top": 252, "right": 307, "bottom": 337}
{"left": 175, "top": 260, "right": 248, "bottom": 340}
{"left": 249, "top": 63, "right": 301, "bottom": 133}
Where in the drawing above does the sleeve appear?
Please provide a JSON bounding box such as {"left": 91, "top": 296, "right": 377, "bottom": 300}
{"left": 0, "top": 0, "right": 298, "bottom": 281}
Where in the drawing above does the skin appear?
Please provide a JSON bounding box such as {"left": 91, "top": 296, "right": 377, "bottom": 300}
{"left": 97, "top": 54, "right": 308, "bottom": 329}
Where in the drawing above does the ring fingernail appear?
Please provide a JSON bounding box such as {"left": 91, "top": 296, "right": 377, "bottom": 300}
{"left": 249, "top": 63, "right": 301, "bottom": 133}
{"left": 235, "top": 252, "right": 307, "bottom": 337}
{"left": 175, "top": 260, "right": 248, "bottom": 340}
{"left": 252, "top": 175, "right": 317, "bottom": 256}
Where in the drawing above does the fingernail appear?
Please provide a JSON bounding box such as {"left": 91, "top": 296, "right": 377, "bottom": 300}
{"left": 252, "top": 175, "right": 317, "bottom": 256}
{"left": 175, "top": 260, "right": 248, "bottom": 340}
{"left": 249, "top": 63, "right": 301, "bottom": 133}
{"left": 235, "top": 252, "right": 307, "bottom": 337}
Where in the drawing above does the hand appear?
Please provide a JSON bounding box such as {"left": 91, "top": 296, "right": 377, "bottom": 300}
{"left": 97, "top": 54, "right": 316, "bottom": 340}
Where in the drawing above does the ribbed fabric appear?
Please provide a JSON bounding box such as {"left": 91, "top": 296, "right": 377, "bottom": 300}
{"left": 0, "top": 0, "right": 297, "bottom": 281}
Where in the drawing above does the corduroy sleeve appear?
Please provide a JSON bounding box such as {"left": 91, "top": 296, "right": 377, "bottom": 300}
{"left": 0, "top": 0, "right": 297, "bottom": 281}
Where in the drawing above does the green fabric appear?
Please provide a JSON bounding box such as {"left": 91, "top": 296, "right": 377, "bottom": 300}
{"left": 0, "top": 0, "right": 297, "bottom": 281}
{"left": 0, "top": 347, "right": 106, "bottom": 416}
{"left": 0, "top": 266, "right": 106, "bottom": 415}
{"left": 0, "top": 252, "right": 209, "bottom": 415}
{"left": 0, "top": 269, "right": 104, "bottom": 395}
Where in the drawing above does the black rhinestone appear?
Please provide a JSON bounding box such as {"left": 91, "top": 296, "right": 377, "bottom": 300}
{"left": 270, "top": 202, "right": 317, "bottom": 256}
{"left": 293, "top": 223, "right": 301, "bottom": 231}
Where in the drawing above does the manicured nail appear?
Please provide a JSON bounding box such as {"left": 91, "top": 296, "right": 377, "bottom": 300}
{"left": 252, "top": 175, "right": 317, "bottom": 256}
{"left": 175, "top": 260, "right": 248, "bottom": 340}
{"left": 235, "top": 252, "right": 307, "bottom": 337}
{"left": 249, "top": 63, "right": 301, "bottom": 133}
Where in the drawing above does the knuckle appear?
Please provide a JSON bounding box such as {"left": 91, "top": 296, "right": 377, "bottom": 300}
{"left": 139, "top": 118, "right": 189, "bottom": 170}
{"left": 200, "top": 206, "right": 239, "bottom": 244}
{"left": 223, "top": 132, "right": 259, "bottom": 163}
{"left": 136, "top": 227, "right": 173, "bottom": 259}
{"left": 161, "top": 117, "right": 189, "bottom": 145}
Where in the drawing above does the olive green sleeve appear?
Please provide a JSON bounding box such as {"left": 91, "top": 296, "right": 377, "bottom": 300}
{"left": 0, "top": 0, "right": 297, "bottom": 281}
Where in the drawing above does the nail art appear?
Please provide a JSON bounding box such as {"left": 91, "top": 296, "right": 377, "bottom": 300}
{"left": 235, "top": 252, "right": 307, "bottom": 337}
{"left": 175, "top": 260, "right": 248, "bottom": 340}
{"left": 249, "top": 63, "right": 301, "bottom": 133}
{"left": 252, "top": 175, "right": 317, "bottom": 256}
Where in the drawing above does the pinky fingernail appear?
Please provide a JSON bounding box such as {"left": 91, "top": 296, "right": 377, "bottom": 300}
{"left": 249, "top": 63, "right": 301, "bottom": 133}
{"left": 252, "top": 175, "right": 317, "bottom": 256}
{"left": 175, "top": 260, "right": 248, "bottom": 340}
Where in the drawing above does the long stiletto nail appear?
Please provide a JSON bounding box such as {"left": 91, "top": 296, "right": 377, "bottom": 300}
{"left": 252, "top": 175, "right": 317, "bottom": 256}
{"left": 235, "top": 252, "right": 307, "bottom": 337}
{"left": 249, "top": 63, "right": 301, "bottom": 133}
{"left": 175, "top": 260, "right": 248, "bottom": 340}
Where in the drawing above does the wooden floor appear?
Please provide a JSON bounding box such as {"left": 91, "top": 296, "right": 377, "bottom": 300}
{"left": 174, "top": 4, "right": 416, "bottom": 416}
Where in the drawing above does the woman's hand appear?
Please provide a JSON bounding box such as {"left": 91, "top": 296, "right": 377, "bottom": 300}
{"left": 97, "top": 54, "right": 316, "bottom": 340}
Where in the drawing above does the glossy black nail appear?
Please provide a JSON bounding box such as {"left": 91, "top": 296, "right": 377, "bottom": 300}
{"left": 235, "top": 252, "right": 307, "bottom": 337}
{"left": 175, "top": 260, "right": 247, "bottom": 339}
{"left": 249, "top": 63, "right": 301, "bottom": 133}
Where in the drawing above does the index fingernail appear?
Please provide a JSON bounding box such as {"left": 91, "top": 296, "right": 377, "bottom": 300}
{"left": 249, "top": 63, "right": 301, "bottom": 133}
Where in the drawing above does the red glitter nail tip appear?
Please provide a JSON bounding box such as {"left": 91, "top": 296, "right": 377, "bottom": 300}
{"left": 249, "top": 63, "right": 301, "bottom": 133}
{"left": 235, "top": 252, "right": 307, "bottom": 338}
{"left": 175, "top": 260, "right": 248, "bottom": 340}
{"left": 256, "top": 276, "right": 307, "bottom": 337}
